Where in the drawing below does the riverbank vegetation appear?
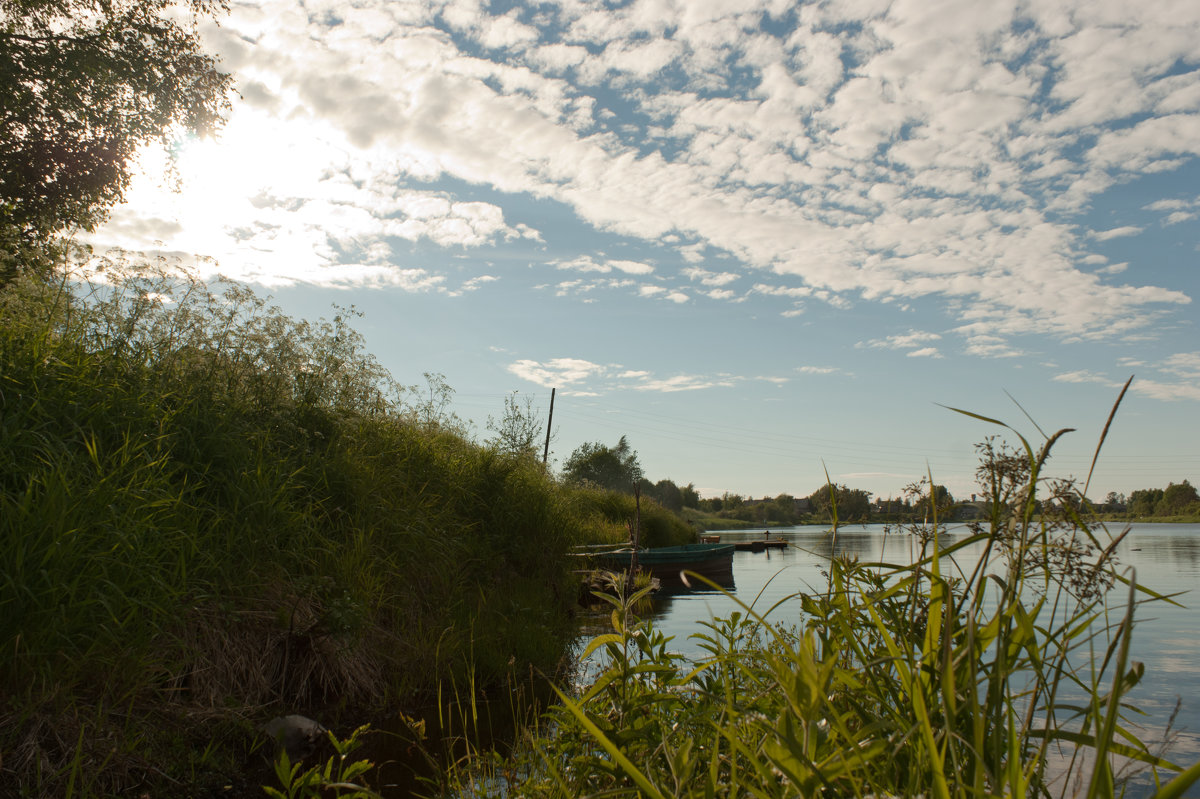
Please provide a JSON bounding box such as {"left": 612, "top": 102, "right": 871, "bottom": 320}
{"left": 9, "top": 1, "right": 1196, "bottom": 794}
{"left": 637, "top": 474, "right": 1199, "bottom": 530}
{"left": 0, "top": 254, "right": 635, "bottom": 796}
{"left": 446, "top": 394, "right": 1200, "bottom": 798}
{"left": 4, "top": 255, "right": 1196, "bottom": 797}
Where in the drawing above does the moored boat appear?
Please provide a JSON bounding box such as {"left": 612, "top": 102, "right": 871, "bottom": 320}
{"left": 594, "top": 543, "right": 735, "bottom": 587}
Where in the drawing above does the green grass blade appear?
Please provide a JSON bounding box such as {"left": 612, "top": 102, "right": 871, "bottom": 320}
{"left": 548, "top": 683, "right": 669, "bottom": 799}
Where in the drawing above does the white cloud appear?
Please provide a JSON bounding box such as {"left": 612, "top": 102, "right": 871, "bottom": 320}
{"left": 961, "top": 334, "right": 1026, "bottom": 359}
{"left": 1145, "top": 199, "right": 1190, "bottom": 212}
{"left": 506, "top": 357, "right": 785, "bottom": 395}
{"left": 1159, "top": 352, "right": 1200, "bottom": 379}
{"left": 552, "top": 256, "right": 654, "bottom": 275}
{"left": 906, "top": 347, "right": 943, "bottom": 358}
{"left": 459, "top": 274, "right": 498, "bottom": 291}
{"left": 683, "top": 267, "right": 740, "bottom": 286}
{"left": 609, "top": 259, "right": 655, "bottom": 275}
{"left": 553, "top": 279, "right": 599, "bottom": 298}
{"left": 633, "top": 374, "right": 737, "bottom": 392}
{"left": 1092, "top": 226, "right": 1144, "bottom": 241}
{"left": 865, "top": 330, "right": 943, "bottom": 350}
{"left": 553, "top": 256, "right": 613, "bottom": 273}
{"left": 528, "top": 43, "right": 589, "bottom": 73}
{"left": 1131, "top": 379, "right": 1200, "bottom": 402}
{"left": 91, "top": 0, "right": 1200, "bottom": 347}
{"left": 1053, "top": 370, "right": 1119, "bottom": 386}
{"left": 752, "top": 283, "right": 813, "bottom": 299}
{"left": 507, "top": 357, "right": 607, "bottom": 387}
{"left": 1145, "top": 195, "right": 1200, "bottom": 227}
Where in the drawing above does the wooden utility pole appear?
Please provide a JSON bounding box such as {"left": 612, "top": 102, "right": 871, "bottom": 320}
{"left": 627, "top": 484, "right": 641, "bottom": 594}
{"left": 542, "top": 387, "right": 555, "bottom": 465}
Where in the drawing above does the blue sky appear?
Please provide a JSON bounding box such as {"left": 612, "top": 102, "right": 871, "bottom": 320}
{"left": 93, "top": 0, "right": 1199, "bottom": 503}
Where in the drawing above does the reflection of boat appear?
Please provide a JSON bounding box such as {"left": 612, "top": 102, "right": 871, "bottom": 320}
{"left": 595, "top": 544, "right": 735, "bottom": 587}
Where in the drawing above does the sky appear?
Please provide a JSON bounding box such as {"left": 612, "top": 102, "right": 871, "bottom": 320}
{"left": 92, "top": 0, "right": 1200, "bottom": 504}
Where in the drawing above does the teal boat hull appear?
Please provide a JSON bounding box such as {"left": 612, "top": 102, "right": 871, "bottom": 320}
{"left": 595, "top": 544, "right": 735, "bottom": 587}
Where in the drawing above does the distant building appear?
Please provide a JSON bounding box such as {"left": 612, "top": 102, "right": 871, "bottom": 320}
{"left": 872, "top": 497, "right": 907, "bottom": 514}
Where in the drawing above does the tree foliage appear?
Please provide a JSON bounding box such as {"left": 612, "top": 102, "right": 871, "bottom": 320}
{"left": 1128, "top": 480, "right": 1200, "bottom": 517}
{"left": 1159, "top": 479, "right": 1199, "bottom": 515}
{"left": 639, "top": 478, "right": 684, "bottom": 512}
{"left": 1128, "top": 488, "right": 1165, "bottom": 516}
{"left": 0, "top": 0, "right": 232, "bottom": 245}
{"left": 562, "top": 435, "right": 643, "bottom": 493}
{"left": 905, "top": 481, "right": 953, "bottom": 519}
{"left": 807, "top": 483, "right": 873, "bottom": 521}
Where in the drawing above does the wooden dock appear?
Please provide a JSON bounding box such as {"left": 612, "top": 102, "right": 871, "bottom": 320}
{"left": 732, "top": 540, "right": 788, "bottom": 552}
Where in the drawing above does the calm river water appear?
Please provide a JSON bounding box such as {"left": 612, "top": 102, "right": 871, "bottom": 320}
{"left": 632, "top": 522, "right": 1200, "bottom": 797}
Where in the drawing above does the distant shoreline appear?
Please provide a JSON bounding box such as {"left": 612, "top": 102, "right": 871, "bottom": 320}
{"left": 691, "top": 515, "right": 1200, "bottom": 533}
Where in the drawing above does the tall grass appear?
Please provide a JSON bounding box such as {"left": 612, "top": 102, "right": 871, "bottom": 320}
{"left": 567, "top": 488, "right": 697, "bottom": 549}
{"left": 0, "top": 253, "right": 590, "bottom": 795}
{"left": 460, "top": 388, "right": 1200, "bottom": 798}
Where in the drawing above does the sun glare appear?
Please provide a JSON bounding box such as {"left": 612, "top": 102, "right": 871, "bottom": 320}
{"left": 111, "top": 107, "right": 356, "bottom": 282}
{"left": 170, "top": 111, "right": 329, "bottom": 228}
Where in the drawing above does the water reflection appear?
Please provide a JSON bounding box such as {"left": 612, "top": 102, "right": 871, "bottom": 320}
{"left": 782, "top": 527, "right": 856, "bottom": 560}
{"left": 640, "top": 523, "right": 1200, "bottom": 798}
{"left": 1129, "top": 535, "right": 1200, "bottom": 570}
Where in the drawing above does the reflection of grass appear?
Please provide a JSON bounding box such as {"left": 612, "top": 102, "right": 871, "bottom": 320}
{"left": 0, "top": 258, "right": 590, "bottom": 796}
{"left": 452, "top": 384, "right": 1200, "bottom": 798}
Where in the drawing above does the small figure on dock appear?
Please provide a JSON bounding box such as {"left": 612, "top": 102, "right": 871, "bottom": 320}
{"left": 764, "top": 530, "right": 770, "bottom": 540}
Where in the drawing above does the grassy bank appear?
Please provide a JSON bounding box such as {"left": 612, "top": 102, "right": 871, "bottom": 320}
{"left": 0, "top": 256, "right": 609, "bottom": 796}
{"left": 680, "top": 508, "right": 828, "bottom": 531}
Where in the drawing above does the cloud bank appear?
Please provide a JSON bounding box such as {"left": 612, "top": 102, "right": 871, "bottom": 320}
{"left": 99, "top": 0, "right": 1199, "bottom": 354}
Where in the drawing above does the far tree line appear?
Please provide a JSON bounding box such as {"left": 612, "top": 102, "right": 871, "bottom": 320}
{"left": 557, "top": 435, "right": 1199, "bottom": 525}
